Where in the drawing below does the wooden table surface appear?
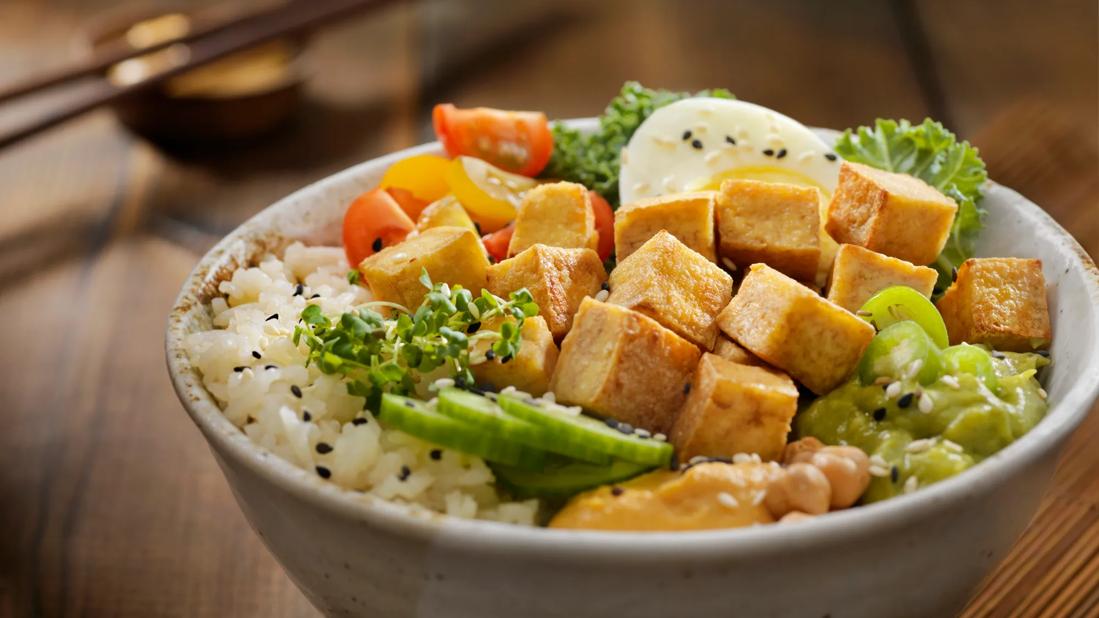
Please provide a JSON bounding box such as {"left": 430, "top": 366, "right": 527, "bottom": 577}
{"left": 1, "top": 1, "right": 1096, "bottom": 616}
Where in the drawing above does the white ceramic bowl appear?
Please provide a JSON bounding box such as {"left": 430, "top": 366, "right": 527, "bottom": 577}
{"left": 166, "top": 123, "right": 1099, "bottom": 618}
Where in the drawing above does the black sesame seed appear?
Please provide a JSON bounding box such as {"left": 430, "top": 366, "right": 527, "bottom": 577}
{"left": 372, "top": 238, "right": 383, "bottom": 252}
{"left": 763, "top": 148, "right": 775, "bottom": 157}
{"left": 315, "top": 466, "right": 331, "bottom": 479}
{"left": 682, "top": 130, "right": 692, "bottom": 140}
{"left": 891, "top": 466, "right": 899, "bottom": 483}
{"left": 617, "top": 422, "right": 634, "bottom": 435}
{"left": 485, "top": 349, "right": 495, "bottom": 361}
{"left": 303, "top": 411, "right": 313, "bottom": 422}
{"left": 398, "top": 465, "right": 411, "bottom": 481}
{"left": 611, "top": 486, "right": 625, "bottom": 497}
{"left": 604, "top": 418, "right": 619, "bottom": 429}
{"left": 467, "top": 321, "right": 481, "bottom": 334}
{"left": 691, "top": 139, "right": 703, "bottom": 150}
{"left": 252, "top": 351, "right": 262, "bottom": 359}
{"left": 991, "top": 351, "right": 1006, "bottom": 359}
{"left": 233, "top": 366, "right": 246, "bottom": 373}
{"left": 951, "top": 267, "right": 958, "bottom": 282}
{"left": 897, "top": 393, "right": 914, "bottom": 408}
{"left": 310, "top": 293, "right": 321, "bottom": 299}
{"left": 1036, "top": 349, "right": 1051, "bottom": 358}
{"left": 500, "top": 354, "right": 512, "bottom": 364}
{"left": 725, "top": 135, "right": 736, "bottom": 145}
{"left": 454, "top": 374, "right": 468, "bottom": 388}
{"left": 352, "top": 417, "right": 368, "bottom": 426}
{"left": 776, "top": 148, "right": 787, "bottom": 159}
{"left": 600, "top": 281, "right": 610, "bottom": 292}
{"left": 404, "top": 400, "right": 416, "bottom": 409}
{"left": 873, "top": 408, "right": 887, "bottom": 421}
{"left": 266, "top": 313, "right": 279, "bottom": 321}
{"left": 825, "top": 153, "right": 838, "bottom": 161}
{"left": 291, "top": 385, "right": 303, "bottom": 398}
{"left": 294, "top": 283, "right": 304, "bottom": 296}
{"left": 265, "top": 364, "right": 277, "bottom": 370}
{"left": 430, "top": 449, "right": 442, "bottom": 461}
{"left": 683, "top": 382, "right": 692, "bottom": 395}
{"left": 315, "top": 442, "right": 333, "bottom": 454}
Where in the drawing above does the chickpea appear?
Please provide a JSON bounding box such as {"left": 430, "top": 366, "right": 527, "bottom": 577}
{"left": 779, "top": 511, "right": 815, "bottom": 524}
{"left": 764, "top": 462, "right": 831, "bottom": 518}
{"left": 810, "top": 446, "right": 871, "bottom": 509}
{"left": 783, "top": 437, "right": 824, "bottom": 465}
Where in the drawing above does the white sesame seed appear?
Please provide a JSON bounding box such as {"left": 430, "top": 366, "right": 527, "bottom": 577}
{"left": 751, "top": 490, "right": 765, "bottom": 506}
{"left": 943, "top": 440, "right": 963, "bottom": 453}
{"left": 906, "top": 439, "right": 934, "bottom": 454}
{"left": 906, "top": 359, "right": 924, "bottom": 380}
{"left": 732, "top": 453, "right": 753, "bottom": 464}
{"left": 918, "top": 392, "right": 934, "bottom": 413}
{"left": 873, "top": 376, "right": 892, "bottom": 385}
{"left": 903, "top": 475, "right": 919, "bottom": 494}
{"left": 750, "top": 453, "right": 762, "bottom": 463}
{"left": 431, "top": 378, "right": 455, "bottom": 392}
{"left": 721, "top": 257, "right": 738, "bottom": 272}
{"left": 542, "top": 391, "right": 555, "bottom": 403}
{"left": 704, "top": 150, "right": 723, "bottom": 166}
{"left": 661, "top": 175, "right": 678, "bottom": 193}
{"left": 939, "top": 375, "right": 961, "bottom": 389}
{"left": 885, "top": 382, "right": 903, "bottom": 399}
{"left": 653, "top": 433, "right": 667, "bottom": 442}
{"left": 1039, "top": 388, "right": 1049, "bottom": 400}
{"left": 798, "top": 151, "right": 815, "bottom": 163}
{"left": 649, "top": 136, "right": 676, "bottom": 148}
{"left": 635, "top": 428, "right": 652, "bottom": 438}
{"left": 869, "top": 465, "right": 890, "bottom": 478}
{"left": 468, "top": 302, "right": 481, "bottom": 320}
{"left": 869, "top": 454, "right": 888, "bottom": 468}
{"left": 595, "top": 289, "right": 610, "bottom": 302}
{"left": 717, "top": 492, "right": 739, "bottom": 509}
{"left": 632, "top": 181, "right": 652, "bottom": 194}
{"left": 688, "top": 455, "right": 710, "bottom": 465}
{"left": 500, "top": 386, "right": 517, "bottom": 395}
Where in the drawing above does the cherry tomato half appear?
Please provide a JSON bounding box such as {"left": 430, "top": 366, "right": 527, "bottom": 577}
{"left": 589, "top": 191, "right": 614, "bottom": 261}
{"left": 482, "top": 223, "right": 515, "bottom": 263}
{"left": 342, "top": 188, "right": 415, "bottom": 268}
{"left": 384, "top": 187, "right": 430, "bottom": 220}
{"left": 433, "top": 104, "right": 553, "bottom": 177}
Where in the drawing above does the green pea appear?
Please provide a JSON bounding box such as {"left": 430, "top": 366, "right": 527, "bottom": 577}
{"left": 858, "top": 321, "right": 943, "bottom": 386}
{"left": 942, "top": 344, "right": 1000, "bottom": 393}
{"left": 858, "top": 286, "right": 950, "bottom": 349}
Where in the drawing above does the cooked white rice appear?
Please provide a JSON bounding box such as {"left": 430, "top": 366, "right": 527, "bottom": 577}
{"left": 185, "top": 242, "right": 539, "bottom": 525}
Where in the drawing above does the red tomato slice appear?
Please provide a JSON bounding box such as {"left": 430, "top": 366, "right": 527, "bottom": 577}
{"left": 343, "top": 188, "right": 415, "bottom": 268}
{"left": 433, "top": 104, "right": 553, "bottom": 177}
{"left": 589, "top": 191, "right": 614, "bottom": 261}
{"left": 481, "top": 223, "right": 515, "bottom": 263}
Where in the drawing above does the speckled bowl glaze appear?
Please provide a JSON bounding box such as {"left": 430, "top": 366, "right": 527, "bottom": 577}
{"left": 166, "top": 123, "right": 1099, "bottom": 618}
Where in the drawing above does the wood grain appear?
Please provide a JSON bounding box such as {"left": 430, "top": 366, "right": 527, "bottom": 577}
{"left": 0, "top": 0, "right": 1095, "bottom": 616}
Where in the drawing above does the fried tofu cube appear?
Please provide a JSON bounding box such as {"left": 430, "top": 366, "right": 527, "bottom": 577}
{"left": 715, "top": 179, "right": 822, "bottom": 281}
{"left": 471, "top": 316, "right": 558, "bottom": 396}
{"left": 825, "top": 162, "right": 958, "bottom": 265}
{"left": 607, "top": 230, "right": 733, "bottom": 349}
{"left": 486, "top": 244, "right": 606, "bottom": 339}
{"left": 614, "top": 191, "right": 717, "bottom": 262}
{"left": 414, "top": 195, "right": 478, "bottom": 235}
{"left": 358, "top": 226, "right": 488, "bottom": 311}
{"left": 717, "top": 264, "right": 875, "bottom": 394}
{"left": 671, "top": 354, "right": 798, "bottom": 462}
{"left": 935, "top": 258, "right": 1051, "bottom": 351}
{"left": 508, "top": 182, "right": 597, "bottom": 257}
{"left": 825, "top": 244, "right": 939, "bottom": 312}
{"left": 712, "top": 335, "right": 763, "bottom": 366}
{"left": 551, "top": 298, "right": 701, "bottom": 434}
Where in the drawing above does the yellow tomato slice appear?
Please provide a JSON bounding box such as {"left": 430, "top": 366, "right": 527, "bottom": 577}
{"left": 379, "top": 154, "right": 451, "bottom": 203}
{"left": 445, "top": 156, "right": 537, "bottom": 232}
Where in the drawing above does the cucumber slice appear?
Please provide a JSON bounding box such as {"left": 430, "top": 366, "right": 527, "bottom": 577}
{"left": 379, "top": 394, "right": 544, "bottom": 469}
{"left": 492, "top": 458, "right": 652, "bottom": 498}
{"left": 436, "top": 388, "right": 609, "bottom": 464}
{"left": 497, "top": 392, "right": 674, "bottom": 467}
{"left": 858, "top": 321, "right": 943, "bottom": 386}
{"left": 858, "top": 286, "right": 950, "bottom": 348}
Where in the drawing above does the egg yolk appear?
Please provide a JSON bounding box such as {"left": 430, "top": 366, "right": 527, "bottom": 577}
{"left": 688, "top": 165, "right": 832, "bottom": 199}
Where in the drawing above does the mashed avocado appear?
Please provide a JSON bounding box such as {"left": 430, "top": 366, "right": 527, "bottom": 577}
{"left": 795, "top": 352, "right": 1049, "bottom": 502}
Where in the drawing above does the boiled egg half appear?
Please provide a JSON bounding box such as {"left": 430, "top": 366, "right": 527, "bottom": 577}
{"left": 618, "top": 98, "right": 841, "bottom": 205}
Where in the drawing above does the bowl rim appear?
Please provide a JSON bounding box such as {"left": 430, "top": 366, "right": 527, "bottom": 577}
{"left": 165, "top": 119, "right": 1099, "bottom": 558}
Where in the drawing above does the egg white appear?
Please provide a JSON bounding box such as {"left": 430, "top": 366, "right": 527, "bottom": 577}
{"left": 618, "top": 98, "right": 841, "bottom": 205}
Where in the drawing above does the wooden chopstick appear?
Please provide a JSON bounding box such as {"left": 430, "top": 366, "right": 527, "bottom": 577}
{"left": 0, "top": 0, "right": 401, "bottom": 151}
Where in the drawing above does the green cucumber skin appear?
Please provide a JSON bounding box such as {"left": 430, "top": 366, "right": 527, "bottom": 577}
{"left": 491, "top": 459, "right": 652, "bottom": 498}
{"left": 497, "top": 393, "right": 673, "bottom": 467}
{"left": 437, "top": 388, "right": 610, "bottom": 464}
{"left": 379, "top": 394, "right": 544, "bottom": 469}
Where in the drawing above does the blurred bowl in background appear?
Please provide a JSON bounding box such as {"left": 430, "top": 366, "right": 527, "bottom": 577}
{"left": 82, "top": 6, "right": 308, "bottom": 144}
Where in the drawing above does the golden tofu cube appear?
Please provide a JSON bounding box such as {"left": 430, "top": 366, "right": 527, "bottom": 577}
{"left": 471, "top": 316, "right": 558, "bottom": 396}
{"left": 936, "top": 258, "right": 1051, "bottom": 351}
{"left": 415, "top": 195, "right": 478, "bottom": 235}
{"left": 358, "top": 226, "right": 489, "bottom": 311}
{"left": 712, "top": 335, "right": 763, "bottom": 366}
{"left": 607, "top": 230, "right": 733, "bottom": 349}
{"left": 671, "top": 353, "right": 799, "bottom": 462}
{"left": 717, "top": 264, "right": 875, "bottom": 394}
{"left": 551, "top": 298, "right": 701, "bottom": 434}
{"left": 825, "top": 244, "right": 939, "bottom": 312}
{"left": 614, "top": 191, "right": 717, "bottom": 262}
{"left": 715, "top": 179, "right": 822, "bottom": 282}
{"left": 486, "top": 244, "right": 606, "bottom": 339}
{"left": 508, "top": 182, "right": 597, "bottom": 257}
{"left": 825, "top": 161, "right": 958, "bottom": 265}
